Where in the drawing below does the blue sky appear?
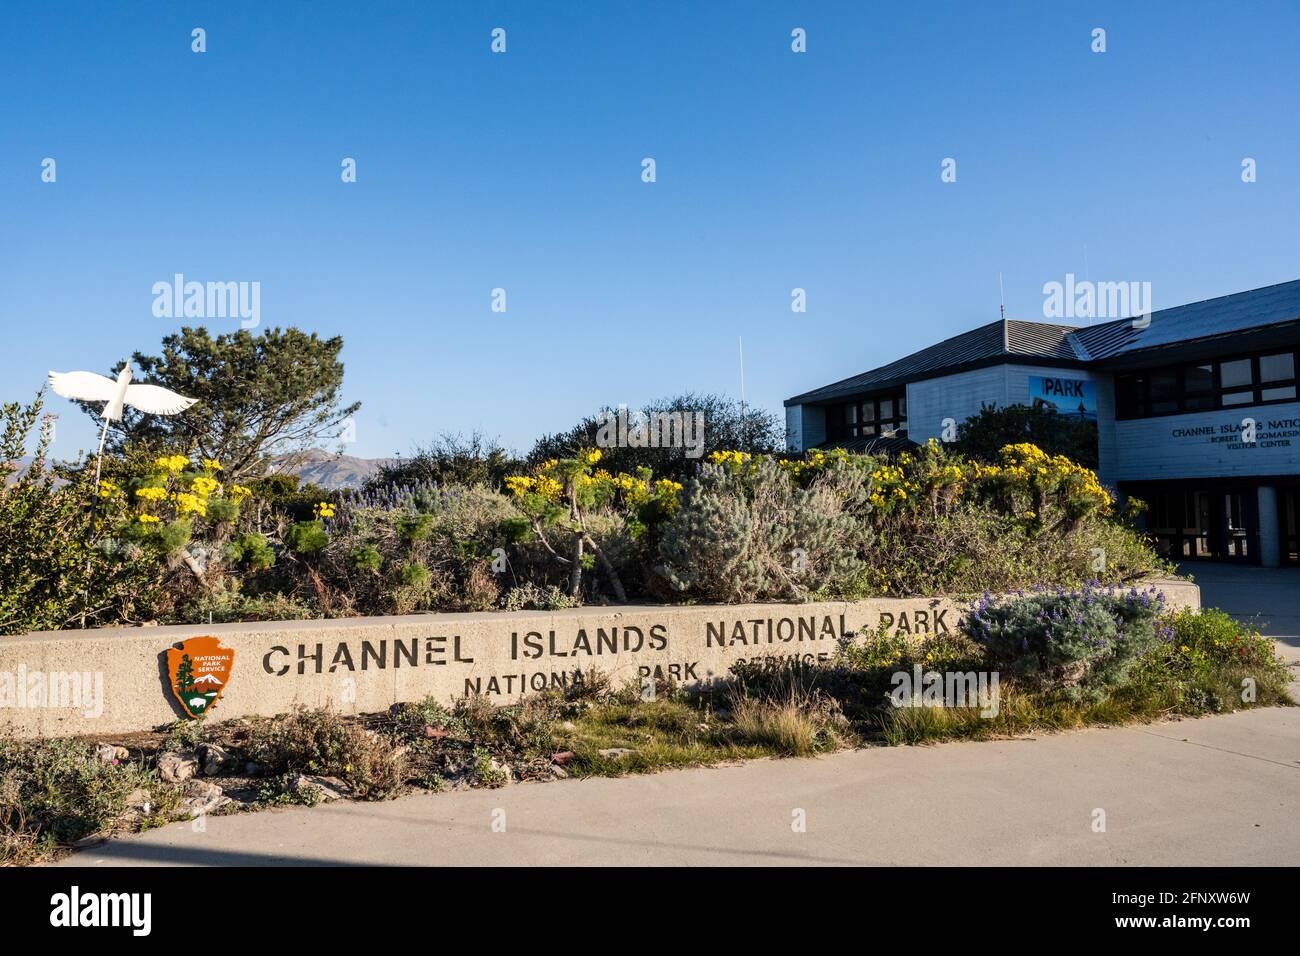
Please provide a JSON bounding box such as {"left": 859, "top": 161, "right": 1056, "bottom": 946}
{"left": 3, "top": 1, "right": 1298, "bottom": 459}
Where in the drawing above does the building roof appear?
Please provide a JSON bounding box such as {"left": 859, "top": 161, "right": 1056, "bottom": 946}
{"left": 785, "top": 318, "right": 1084, "bottom": 406}
{"left": 1072, "top": 278, "right": 1300, "bottom": 360}
{"left": 786, "top": 279, "right": 1300, "bottom": 407}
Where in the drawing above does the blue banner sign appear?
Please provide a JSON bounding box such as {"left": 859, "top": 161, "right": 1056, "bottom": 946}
{"left": 1028, "top": 376, "right": 1097, "bottom": 421}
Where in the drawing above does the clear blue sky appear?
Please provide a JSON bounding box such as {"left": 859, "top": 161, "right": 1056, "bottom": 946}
{"left": 3, "top": 1, "right": 1298, "bottom": 459}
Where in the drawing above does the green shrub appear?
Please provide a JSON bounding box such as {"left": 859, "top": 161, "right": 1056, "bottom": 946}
{"left": 509, "top": 694, "right": 565, "bottom": 750}
{"left": 244, "top": 474, "right": 336, "bottom": 521}
{"left": 527, "top": 393, "right": 783, "bottom": 484}
{"left": 365, "top": 432, "right": 521, "bottom": 492}
{"left": 351, "top": 544, "right": 383, "bottom": 573}
{"left": 155, "top": 518, "right": 194, "bottom": 553}
{"left": 452, "top": 694, "right": 501, "bottom": 740}
{"left": 964, "top": 584, "right": 1169, "bottom": 697}
{"left": 1131, "top": 607, "right": 1293, "bottom": 710}
{"left": 396, "top": 513, "right": 435, "bottom": 543}
{"left": 0, "top": 396, "right": 171, "bottom": 634}
{"left": 204, "top": 497, "right": 240, "bottom": 524}
{"left": 860, "top": 504, "right": 1163, "bottom": 598}
{"left": 285, "top": 520, "right": 329, "bottom": 555}
{"left": 840, "top": 624, "right": 912, "bottom": 671}
{"left": 470, "top": 745, "right": 508, "bottom": 786}
{"left": 225, "top": 532, "right": 275, "bottom": 569}
{"left": 302, "top": 486, "right": 518, "bottom": 616}
{"left": 0, "top": 735, "right": 158, "bottom": 864}
{"left": 390, "top": 696, "right": 466, "bottom": 740}
{"left": 838, "top": 628, "right": 988, "bottom": 675}
{"left": 245, "top": 709, "right": 405, "bottom": 799}
{"left": 172, "top": 584, "right": 314, "bottom": 624}
{"left": 398, "top": 561, "right": 430, "bottom": 588}
{"left": 256, "top": 772, "right": 323, "bottom": 807}
{"left": 1164, "top": 607, "right": 1283, "bottom": 670}
{"left": 957, "top": 403, "right": 1099, "bottom": 469}
{"left": 915, "top": 631, "right": 988, "bottom": 671}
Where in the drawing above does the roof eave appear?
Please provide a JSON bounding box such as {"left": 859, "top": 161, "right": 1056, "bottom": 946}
{"left": 785, "top": 354, "right": 1092, "bottom": 406}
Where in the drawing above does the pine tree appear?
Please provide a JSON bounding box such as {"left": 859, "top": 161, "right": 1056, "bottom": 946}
{"left": 175, "top": 654, "right": 196, "bottom": 693}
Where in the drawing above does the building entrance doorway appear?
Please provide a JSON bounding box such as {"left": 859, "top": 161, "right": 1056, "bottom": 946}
{"left": 1281, "top": 486, "right": 1300, "bottom": 566}
{"left": 1141, "top": 486, "right": 1258, "bottom": 563}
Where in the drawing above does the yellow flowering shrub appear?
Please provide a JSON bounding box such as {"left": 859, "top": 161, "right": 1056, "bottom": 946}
{"left": 118, "top": 454, "right": 255, "bottom": 542}
{"left": 985, "top": 442, "right": 1113, "bottom": 525}
{"left": 504, "top": 453, "right": 681, "bottom": 524}
{"left": 501, "top": 449, "right": 692, "bottom": 600}
{"left": 707, "top": 449, "right": 753, "bottom": 472}
{"left": 190, "top": 475, "right": 221, "bottom": 498}
{"left": 702, "top": 439, "right": 1114, "bottom": 534}
{"left": 174, "top": 492, "right": 206, "bottom": 518}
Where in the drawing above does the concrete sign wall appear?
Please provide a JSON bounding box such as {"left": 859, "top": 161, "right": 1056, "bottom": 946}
{"left": 0, "top": 580, "right": 1199, "bottom": 739}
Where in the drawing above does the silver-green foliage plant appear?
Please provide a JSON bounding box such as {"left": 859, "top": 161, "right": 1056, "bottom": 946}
{"left": 656, "top": 459, "right": 873, "bottom": 603}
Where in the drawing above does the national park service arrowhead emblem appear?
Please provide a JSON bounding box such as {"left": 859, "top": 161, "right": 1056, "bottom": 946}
{"left": 167, "top": 636, "right": 235, "bottom": 719}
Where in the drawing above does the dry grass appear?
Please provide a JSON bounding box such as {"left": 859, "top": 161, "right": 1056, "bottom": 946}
{"left": 729, "top": 698, "right": 825, "bottom": 756}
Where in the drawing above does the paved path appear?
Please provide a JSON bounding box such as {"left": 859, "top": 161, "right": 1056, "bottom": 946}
{"left": 57, "top": 566, "right": 1300, "bottom": 867}
{"left": 57, "top": 704, "right": 1300, "bottom": 867}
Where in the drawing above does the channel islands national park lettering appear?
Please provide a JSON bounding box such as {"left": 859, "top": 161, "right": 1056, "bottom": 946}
{"left": 253, "top": 611, "right": 922, "bottom": 699}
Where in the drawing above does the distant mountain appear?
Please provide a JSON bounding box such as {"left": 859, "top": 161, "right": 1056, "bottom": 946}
{"left": 3, "top": 458, "right": 33, "bottom": 485}
{"left": 7, "top": 450, "right": 394, "bottom": 491}
{"left": 270, "top": 449, "right": 396, "bottom": 490}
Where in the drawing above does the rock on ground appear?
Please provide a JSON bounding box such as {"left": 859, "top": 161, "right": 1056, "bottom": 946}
{"left": 95, "top": 743, "right": 129, "bottom": 765}
{"left": 179, "top": 780, "right": 229, "bottom": 818}
{"left": 157, "top": 751, "right": 199, "bottom": 784}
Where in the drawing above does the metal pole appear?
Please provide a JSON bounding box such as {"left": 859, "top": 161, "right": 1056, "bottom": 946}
{"left": 82, "top": 417, "right": 111, "bottom": 627}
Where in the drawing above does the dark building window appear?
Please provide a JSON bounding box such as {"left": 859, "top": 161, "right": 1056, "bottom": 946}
{"left": 826, "top": 391, "right": 907, "bottom": 441}
{"left": 1115, "top": 347, "right": 1300, "bottom": 419}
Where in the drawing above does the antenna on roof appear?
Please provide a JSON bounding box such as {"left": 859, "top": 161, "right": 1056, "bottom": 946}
{"left": 739, "top": 335, "right": 746, "bottom": 405}
{"left": 999, "top": 272, "right": 1009, "bottom": 351}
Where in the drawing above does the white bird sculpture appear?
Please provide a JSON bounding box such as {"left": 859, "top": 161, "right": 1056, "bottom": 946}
{"left": 48, "top": 364, "right": 198, "bottom": 494}
{"left": 49, "top": 366, "right": 198, "bottom": 421}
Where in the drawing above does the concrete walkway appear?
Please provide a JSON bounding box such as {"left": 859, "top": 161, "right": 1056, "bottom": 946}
{"left": 57, "top": 704, "right": 1300, "bottom": 867}
{"left": 57, "top": 566, "right": 1300, "bottom": 867}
